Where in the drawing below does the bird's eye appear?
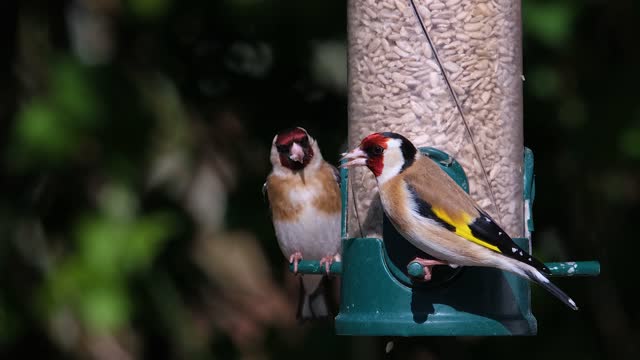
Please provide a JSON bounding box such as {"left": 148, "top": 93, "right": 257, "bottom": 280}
{"left": 298, "top": 137, "right": 309, "bottom": 147}
{"left": 276, "top": 144, "right": 289, "bottom": 153}
{"left": 371, "top": 145, "right": 384, "bottom": 156}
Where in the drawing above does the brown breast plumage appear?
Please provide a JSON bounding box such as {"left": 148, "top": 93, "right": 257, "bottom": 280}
{"left": 266, "top": 162, "right": 341, "bottom": 222}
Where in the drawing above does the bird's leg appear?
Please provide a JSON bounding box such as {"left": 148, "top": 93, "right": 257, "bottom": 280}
{"left": 319, "top": 256, "right": 334, "bottom": 274}
{"left": 289, "top": 252, "right": 303, "bottom": 274}
{"left": 410, "top": 257, "right": 449, "bottom": 281}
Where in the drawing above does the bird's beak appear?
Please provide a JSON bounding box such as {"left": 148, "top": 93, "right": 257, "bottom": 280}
{"left": 289, "top": 142, "right": 305, "bottom": 163}
{"left": 340, "top": 148, "right": 367, "bottom": 168}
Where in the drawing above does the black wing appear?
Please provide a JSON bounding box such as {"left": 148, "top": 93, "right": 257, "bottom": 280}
{"left": 330, "top": 164, "right": 341, "bottom": 187}
{"left": 468, "top": 208, "right": 550, "bottom": 274}
{"left": 262, "top": 181, "right": 272, "bottom": 216}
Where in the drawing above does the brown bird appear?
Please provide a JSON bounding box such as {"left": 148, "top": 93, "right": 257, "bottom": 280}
{"left": 342, "top": 132, "right": 577, "bottom": 310}
{"left": 264, "top": 127, "right": 341, "bottom": 319}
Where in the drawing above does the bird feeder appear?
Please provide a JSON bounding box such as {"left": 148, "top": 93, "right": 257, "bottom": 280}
{"left": 347, "top": 0, "right": 527, "bottom": 239}
{"left": 288, "top": 0, "right": 599, "bottom": 335}
{"left": 291, "top": 147, "right": 600, "bottom": 336}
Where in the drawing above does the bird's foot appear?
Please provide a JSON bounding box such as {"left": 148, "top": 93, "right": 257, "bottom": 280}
{"left": 319, "top": 256, "right": 335, "bottom": 274}
{"left": 410, "top": 257, "right": 449, "bottom": 281}
{"left": 289, "top": 252, "right": 303, "bottom": 274}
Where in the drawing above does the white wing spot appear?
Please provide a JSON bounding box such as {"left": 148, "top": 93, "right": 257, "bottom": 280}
{"left": 498, "top": 231, "right": 502, "bottom": 235}
{"left": 519, "top": 251, "right": 523, "bottom": 256}
{"left": 385, "top": 341, "right": 394, "bottom": 354}
{"left": 569, "top": 299, "right": 576, "bottom": 307}
{"left": 528, "top": 257, "right": 532, "bottom": 261}
{"left": 485, "top": 217, "right": 491, "bottom": 222}
{"left": 512, "top": 247, "right": 517, "bottom": 253}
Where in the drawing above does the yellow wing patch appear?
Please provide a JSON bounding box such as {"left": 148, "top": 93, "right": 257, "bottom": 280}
{"left": 431, "top": 207, "right": 501, "bottom": 253}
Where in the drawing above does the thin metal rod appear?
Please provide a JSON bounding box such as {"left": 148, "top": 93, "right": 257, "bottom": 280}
{"left": 408, "top": 0, "right": 503, "bottom": 224}
{"left": 405, "top": 260, "right": 600, "bottom": 278}
{"left": 292, "top": 259, "right": 601, "bottom": 277}
{"left": 289, "top": 260, "right": 343, "bottom": 275}
{"left": 350, "top": 174, "right": 364, "bottom": 238}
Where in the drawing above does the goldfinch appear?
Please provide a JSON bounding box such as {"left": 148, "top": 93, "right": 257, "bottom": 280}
{"left": 264, "top": 127, "right": 341, "bottom": 319}
{"left": 342, "top": 132, "right": 578, "bottom": 310}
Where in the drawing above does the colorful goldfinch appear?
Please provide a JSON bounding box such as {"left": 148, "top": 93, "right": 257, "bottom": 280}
{"left": 264, "top": 127, "right": 342, "bottom": 319}
{"left": 342, "top": 132, "right": 578, "bottom": 310}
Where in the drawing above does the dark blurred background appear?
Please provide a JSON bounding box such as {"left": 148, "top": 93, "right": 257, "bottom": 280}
{"left": 1, "top": 0, "right": 638, "bottom": 359}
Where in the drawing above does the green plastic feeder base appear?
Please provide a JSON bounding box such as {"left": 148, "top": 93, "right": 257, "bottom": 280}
{"left": 292, "top": 243, "right": 599, "bottom": 336}
{"left": 334, "top": 237, "right": 537, "bottom": 336}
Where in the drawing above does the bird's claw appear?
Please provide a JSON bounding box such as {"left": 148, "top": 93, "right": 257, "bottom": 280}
{"left": 289, "top": 252, "right": 303, "bottom": 274}
{"left": 410, "top": 257, "right": 449, "bottom": 282}
{"left": 319, "top": 256, "right": 334, "bottom": 274}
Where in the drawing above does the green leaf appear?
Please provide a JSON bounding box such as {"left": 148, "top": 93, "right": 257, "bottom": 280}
{"left": 524, "top": 1, "right": 576, "bottom": 48}
{"left": 76, "top": 211, "right": 174, "bottom": 275}
{"left": 123, "top": 213, "right": 175, "bottom": 271}
{"left": 50, "top": 58, "right": 100, "bottom": 122}
{"left": 40, "top": 209, "right": 174, "bottom": 333}
{"left": 14, "top": 100, "right": 75, "bottom": 160}
{"left": 619, "top": 127, "right": 640, "bottom": 159}
{"left": 127, "top": 0, "right": 171, "bottom": 19}
{"left": 9, "top": 57, "right": 103, "bottom": 168}
{"left": 79, "top": 283, "right": 130, "bottom": 331}
{"left": 76, "top": 216, "right": 127, "bottom": 276}
{"left": 97, "top": 183, "right": 139, "bottom": 220}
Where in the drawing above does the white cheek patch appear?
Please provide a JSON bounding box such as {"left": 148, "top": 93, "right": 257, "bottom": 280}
{"left": 376, "top": 139, "right": 405, "bottom": 185}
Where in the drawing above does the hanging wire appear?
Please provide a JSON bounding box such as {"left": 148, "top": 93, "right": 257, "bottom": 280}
{"left": 350, "top": 171, "right": 365, "bottom": 238}
{"left": 408, "top": 0, "right": 503, "bottom": 224}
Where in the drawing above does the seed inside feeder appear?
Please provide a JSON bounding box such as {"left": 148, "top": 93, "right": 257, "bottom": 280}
{"left": 347, "top": 0, "right": 524, "bottom": 240}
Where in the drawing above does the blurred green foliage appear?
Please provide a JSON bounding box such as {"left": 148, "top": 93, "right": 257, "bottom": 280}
{"left": 42, "top": 205, "right": 175, "bottom": 332}
{"left": 127, "top": 0, "right": 171, "bottom": 19}
{"left": 13, "top": 58, "right": 102, "bottom": 166}
{"left": 619, "top": 126, "right": 640, "bottom": 159}
{"left": 1, "top": 0, "right": 639, "bottom": 359}
{"left": 524, "top": 1, "right": 576, "bottom": 48}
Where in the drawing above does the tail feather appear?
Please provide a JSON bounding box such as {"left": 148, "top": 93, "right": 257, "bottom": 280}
{"left": 297, "top": 276, "right": 333, "bottom": 320}
{"left": 525, "top": 268, "right": 578, "bottom": 311}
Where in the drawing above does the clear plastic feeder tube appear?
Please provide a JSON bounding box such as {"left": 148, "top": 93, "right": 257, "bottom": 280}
{"left": 347, "top": 0, "right": 524, "bottom": 239}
